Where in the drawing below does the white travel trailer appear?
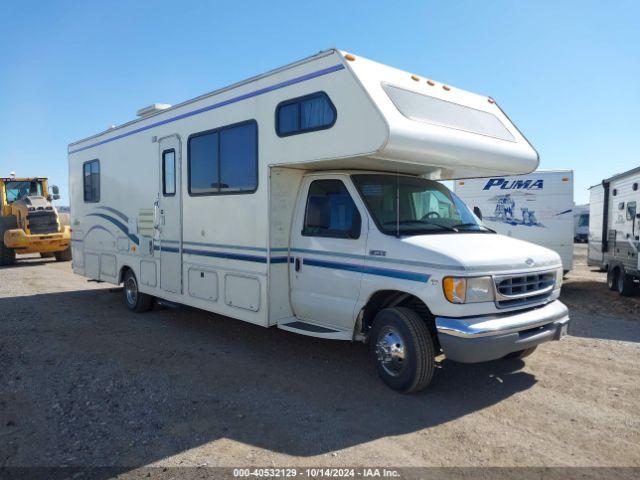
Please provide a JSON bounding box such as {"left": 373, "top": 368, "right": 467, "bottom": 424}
{"left": 454, "top": 170, "right": 574, "bottom": 272}
{"left": 69, "top": 49, "right": 569, "bottom": 392}
{"left": 588, "top": 166, "right": 640, "bottom": 296}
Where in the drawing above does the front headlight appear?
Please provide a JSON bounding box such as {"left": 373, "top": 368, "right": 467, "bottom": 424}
{"left": 443, "top": 276, "right": 495, "bottom": 304}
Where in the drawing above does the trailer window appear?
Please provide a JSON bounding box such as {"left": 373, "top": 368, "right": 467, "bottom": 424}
{"left": 302, "top": 180, "right": 361, "bottom": 239}
{"left": 627, "top": 202, "right": 637, "bottom": 221}
{"left": 383, "top": 84, "right": 515, "bottom": 142}
{"left": 276, "top": 92, "right": 336, "bottom": 137}
{"left": 83, "top": 160, "right": 100, "bottom": 203}
{"left": 188, "top": 120, "right": 258, "bottom": 195}
{"left": 162, "top": 149, "right": 176, "bottom": 196}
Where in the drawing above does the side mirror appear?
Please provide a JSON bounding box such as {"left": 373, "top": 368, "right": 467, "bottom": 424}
{"left": 51, "top": 185, "right": 60, "bottom": 195}
{"left": 53, "top": 194, "right": 60, "bottom": 200}
{"left": 636, "top": 213, "right": 640, "bottom": 219}
{"left": 473, "top": 206, "right": 483, "bottom": 221}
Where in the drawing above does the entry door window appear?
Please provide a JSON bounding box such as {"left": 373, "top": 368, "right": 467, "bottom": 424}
{"left": 302, "top": 180, "right": 361, "bottom": 239}
{"left": 162, "top": 149, "right": 176, "bottom": 196}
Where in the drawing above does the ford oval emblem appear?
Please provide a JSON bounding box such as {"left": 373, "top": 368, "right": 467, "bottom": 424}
{"left": 525, "top": 258, "right": 535, "bottom": 266}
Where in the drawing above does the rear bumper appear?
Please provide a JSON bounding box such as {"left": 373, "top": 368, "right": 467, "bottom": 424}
{"left": 435, "top": 300, "right": 570, "bottom": 363}
{"left": 3, "top": 226, "right": 71, "bottom": 253}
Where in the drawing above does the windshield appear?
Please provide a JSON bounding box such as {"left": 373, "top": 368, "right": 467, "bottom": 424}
{"left": 578, "top": 213, "right": 589, "bottom": 227}
{"left": 352, "top": 174, "right": 489, "bottom": 236}
{"left": 4, "top": 181, "right": 43, "bottom": 203}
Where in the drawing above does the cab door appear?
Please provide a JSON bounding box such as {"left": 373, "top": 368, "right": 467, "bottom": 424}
{"left": 157, "top": 135, "right": 182, "bottom": 294}
{"left": 289, "top": 176, "right": 367, "bottom": 330}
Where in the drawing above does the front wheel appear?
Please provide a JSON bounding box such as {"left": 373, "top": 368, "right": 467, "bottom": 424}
{"left": 0, "top": 242, "right": 16, "bottom": 266}
{"left": 370, "top": 307, "right": 435, "bottom": 393}
{"left": 54, "top": 247, "right": 72, "bottom": 262}
{"left": 123, "top": 270, "right": 154, "bottom": 313}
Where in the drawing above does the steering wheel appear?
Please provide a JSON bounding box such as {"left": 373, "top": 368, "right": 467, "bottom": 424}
{"left": 421, "top": 211, "right": 440, "bottom": 220}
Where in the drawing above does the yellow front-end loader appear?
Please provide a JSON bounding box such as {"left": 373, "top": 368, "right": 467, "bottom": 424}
{"left": 0, "top": 175, "right": 71, "bottom": 266}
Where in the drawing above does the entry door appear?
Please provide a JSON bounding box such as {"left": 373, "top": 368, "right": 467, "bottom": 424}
{"left": 289, "top": 176, "right": 367, "bottom": 330}
{"left": 158, "top": 136, "right": 182, "bottom": 294}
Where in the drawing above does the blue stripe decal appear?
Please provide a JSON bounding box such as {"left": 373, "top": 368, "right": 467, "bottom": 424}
{"left": 556, "top": 209, "right": 572, "bottom": 215}
{"left": 184, "top": 248, "right": 267, "bottom": 263}
{"left": 269, "top": 256, "right": 289, "bottom": 264}
{"left": 69, "top": 64, "right": 346, "bottom": 154}
{"left": 154, "top": 246, "right": 180, "bottom": 253}
{"left": 303, "top": 258, "right": 430, "bottom": 282}
{"left": 96, "top": 206, "right": 128, "bottom": 222}
{"left": 87, "top": 213, "right": 139, "bottom": 244}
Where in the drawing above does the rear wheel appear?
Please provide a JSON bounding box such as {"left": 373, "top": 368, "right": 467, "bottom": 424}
{"left": 607, "top": 266, "right": 618, "bottom": 291}
{"left": 54, "top": 247, "right": 72, "bottom": 262}
{"left": 616, "top": 267, "right": 636, "bottom": 297}
{"left": 0, "top": 242, "right": 16, "bottom": 266}
{"left": 123, "top": 270, "right": 154, "bottom": 313}
{"left": 370, "top": 307, "right": 435, "bottom": 393}
{"left": 502, "top": 346, "right": 537, "bottom": 360}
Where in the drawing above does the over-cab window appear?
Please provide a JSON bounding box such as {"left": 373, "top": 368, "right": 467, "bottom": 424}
{"left": 162, "top": 149, "right": 176, "bottom": 196}
{"left": 302, "top": 180, "right": 361, "bottom": 239}
{"left": 276, "top": 92, "right": 336, "bottom": 137}
{"left": 83, "top": 159, "right": 100, "bottom": 203}
{"left": 188, "top": 120, "right": 258, "bottom": 195}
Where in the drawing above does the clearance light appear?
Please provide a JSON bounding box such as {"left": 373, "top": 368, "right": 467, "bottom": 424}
{"left": 443, "top": 276, "right": 495, "bottom": 304}
{"left": 488, "top": 97, "right": 495, "bottom": 104}
{"left": 562, "top": 177, "right": 569, "bottom": 182}
{"left": 344, "top": 54, "right": 356, "bottom": 61}
{"left": 427, "top": 79, "right": 435, "bottom": 86}
{"left": 442, "top": 85, "right": 451, "bottom": 91}
{"left": 411, "top": 74, "right": 420, "bottom": 81}
{"left": 458, "top": 181, "right": 465, "bottom": 186}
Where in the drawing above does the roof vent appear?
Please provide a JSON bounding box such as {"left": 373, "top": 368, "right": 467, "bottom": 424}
{"left": 136, "top": 103, "right": 171, "bottom": 117}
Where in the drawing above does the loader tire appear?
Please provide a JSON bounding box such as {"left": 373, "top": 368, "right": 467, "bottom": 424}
{"left": 54, "top": 247, "right": 72, "bottom": 262}
{"left": 0, "top": 242, "right": 16, "bottom": 266}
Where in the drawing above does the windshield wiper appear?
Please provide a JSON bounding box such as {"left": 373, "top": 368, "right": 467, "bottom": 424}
{"left": 451, "top": 222, "right": 496, "bottom": 233}
{"left": 381, "top": 220, "right": 458, "bottom": 233}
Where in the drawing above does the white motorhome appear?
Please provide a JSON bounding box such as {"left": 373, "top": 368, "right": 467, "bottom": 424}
{"left": 588, "top": 166, "right": 640, "bottom": 296}
{"left": 454, "top": 170, "right": 574, "bottom": 272}
{"left": 68, "top": 49, "right": 569, "bottom": 392}
{"left": 573, "top": 204, "right": 589, "bottom": 243}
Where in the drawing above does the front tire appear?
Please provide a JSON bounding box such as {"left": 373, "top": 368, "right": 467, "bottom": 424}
{"left": 370, "top": 307, "right": 435, "bottom": 393}
{"left": 0, "top": 242, "right": 16, "bottom": 266}
{"left": 123, "top": 270, "right": 154, "bottom": 313}
{"left": 616, "top": 267, "right": 636, "bottom": 297}
{"left": 54, "top": 247, "right": 72, "bottom": 262}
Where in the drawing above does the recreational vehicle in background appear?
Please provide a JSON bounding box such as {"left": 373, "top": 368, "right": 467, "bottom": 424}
{"left": 454, "top": 170, "right": 574, "bottom": 272}
{"left": 588, "top": 166, "right": 640, "bottom": 296}
{"left": 573, "top": 204, "right": 589, "bottom": 243}
{"left": 68, "top": 49, "right": 569, "bottom": 392}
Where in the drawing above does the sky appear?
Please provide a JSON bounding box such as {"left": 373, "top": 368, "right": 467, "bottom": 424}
{"left": 0, "top": 0, "right": 638, "bottom": 205}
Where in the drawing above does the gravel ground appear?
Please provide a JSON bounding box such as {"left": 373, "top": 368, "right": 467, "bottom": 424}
{"left": 0, "top": 244, "right": 638, "bottom": 471}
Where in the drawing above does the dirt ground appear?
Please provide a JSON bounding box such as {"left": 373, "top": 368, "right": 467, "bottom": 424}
{"left": 0, "top": 244, "right": 638, "bottom": 472}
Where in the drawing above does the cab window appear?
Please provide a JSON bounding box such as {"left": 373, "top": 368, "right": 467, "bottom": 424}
{"left": 302, "top": 179, "right": 361, "bottom": 239}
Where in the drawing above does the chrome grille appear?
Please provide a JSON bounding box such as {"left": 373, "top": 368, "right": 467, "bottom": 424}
{"left": 494, "top": 271, "right": 556, "bottom": 309}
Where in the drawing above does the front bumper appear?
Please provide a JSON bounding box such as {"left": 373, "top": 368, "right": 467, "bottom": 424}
{"left": 3, "top": 226, "right": 71, "bottom": 253}
{"left": 435, "top": 300, "right": 570, "bottom": 363}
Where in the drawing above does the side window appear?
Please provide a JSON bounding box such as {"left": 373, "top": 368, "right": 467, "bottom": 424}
{"left": 302, "top": 180, "right": 361, "bottom": 239}
{"left": 188, "top": 120, "right": 258, "bottom": 195}
{"left": 627, "top": 201, "right": 637, "bottom": 221}
{"left": 83, "top": 160, "right": 100, "bottom": 202}
{"left": 276, "top": 92, "right": 336, "bottom": 137}
{"left": 162, "top": 149, "right": 176, "bottom": 196}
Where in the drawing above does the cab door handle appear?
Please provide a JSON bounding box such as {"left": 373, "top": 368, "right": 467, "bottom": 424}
{"left": 295, "top": 258, "right": 301, "bottom": 272}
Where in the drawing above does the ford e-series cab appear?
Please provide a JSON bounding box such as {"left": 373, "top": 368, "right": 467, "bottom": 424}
{"left": 68, "top": 49, "right": 569, "bottom": 392}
